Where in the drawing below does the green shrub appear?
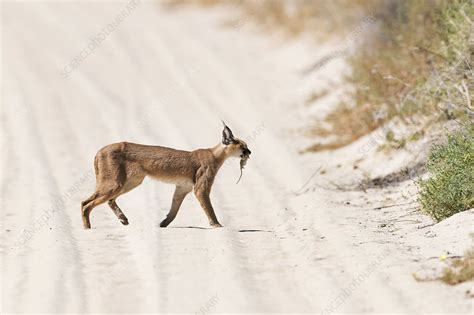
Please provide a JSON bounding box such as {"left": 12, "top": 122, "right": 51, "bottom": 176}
{"left": 418, "top": 127, "right": 474, "bottom": 221}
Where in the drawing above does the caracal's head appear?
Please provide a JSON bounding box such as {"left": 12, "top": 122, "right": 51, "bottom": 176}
{"left": 221, "top": 122, "right": 251, "bottom": 159}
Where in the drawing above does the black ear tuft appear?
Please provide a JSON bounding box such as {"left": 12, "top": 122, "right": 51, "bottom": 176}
{"left": 222, "top": 122, "right": 235, "bottom": 145}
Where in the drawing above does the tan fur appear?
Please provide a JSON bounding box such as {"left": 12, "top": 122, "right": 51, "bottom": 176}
{"left": 81, "top": 130, "right": 250, "bottom": 229}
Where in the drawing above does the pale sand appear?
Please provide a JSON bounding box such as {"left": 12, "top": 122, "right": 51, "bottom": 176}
{"left": 1, "top": 2, "right": 472, "bottom": 313}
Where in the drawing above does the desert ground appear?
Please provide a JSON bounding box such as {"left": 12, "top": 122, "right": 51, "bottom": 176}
{"left": 1, "top": 1, "right": 472, "bottom": 313}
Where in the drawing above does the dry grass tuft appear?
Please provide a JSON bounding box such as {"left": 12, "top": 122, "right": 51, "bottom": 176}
{"left": 163, "top": 0, "right": 375, "bottom": 38}
{"left": 440, "top": 249, "right": 474, "bottom": 285}
{"left": 414, "top": 235, "right": 474, "bottom": 285}
{"left": 307, "top": 0, "right": 474, "bottom": 150}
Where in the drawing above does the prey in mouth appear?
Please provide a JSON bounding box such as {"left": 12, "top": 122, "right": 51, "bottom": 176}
{"left": 237, "top": 150, "right": 251, "bottom": 184}
{"left": 222, "top": 122, "right": 252, "bottom": 184}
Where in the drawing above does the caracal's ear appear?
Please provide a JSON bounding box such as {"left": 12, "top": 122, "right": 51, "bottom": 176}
{"left": 222, "top": 121, "right": 235, "bottom": 145}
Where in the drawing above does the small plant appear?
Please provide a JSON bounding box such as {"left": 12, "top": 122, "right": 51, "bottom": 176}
{"left": 417, "top": 128, "right": 474, "bottom": 221}
{"left": 383, "top": 130, "right": 407, "bottom": 149}
{"left": 440, "top": 248, "right": 474, "bottom": 285}
{"left": 413, "top": 242, "right": 474, "bottom": 285}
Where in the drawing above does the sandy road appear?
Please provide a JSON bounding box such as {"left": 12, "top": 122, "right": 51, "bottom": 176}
{"left": 1, "top": 2, "right": 472, "bottom": 314}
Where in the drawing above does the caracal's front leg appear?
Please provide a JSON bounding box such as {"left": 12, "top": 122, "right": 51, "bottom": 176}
{"left": 194, "top": 189, "right": 222, "bottom": 228}
{"left": 194, "top": 166, "right": 222, "bottom": 228}
{"left": 160, "top": 185, "right": 192, "bottom": 228}
{"left": 195, "top": 191, "right": 222, "bottom": 227}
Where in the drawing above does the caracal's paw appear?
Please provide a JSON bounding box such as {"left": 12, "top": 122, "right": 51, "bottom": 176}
{"left": 119, "top": 215, "right": 129, "bottom": 226}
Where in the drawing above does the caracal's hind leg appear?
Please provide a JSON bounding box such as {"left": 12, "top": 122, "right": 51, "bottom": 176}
{"left": 106, "top": 175, "right": 144, "bottom": 226}
{"left": 82, "top": 151, "right": 128, "bottom": 229}
{"left": 81, "top": 193, "right": 98, "bottom": 229}
{"left": 82, "top": 184, "right": 123, "bottom": 229}
{"left": 160, "top": 185, "right": 192, "bottom": 228}
{"left": 108, "top": 199, "right": 129, "bottom": 225}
